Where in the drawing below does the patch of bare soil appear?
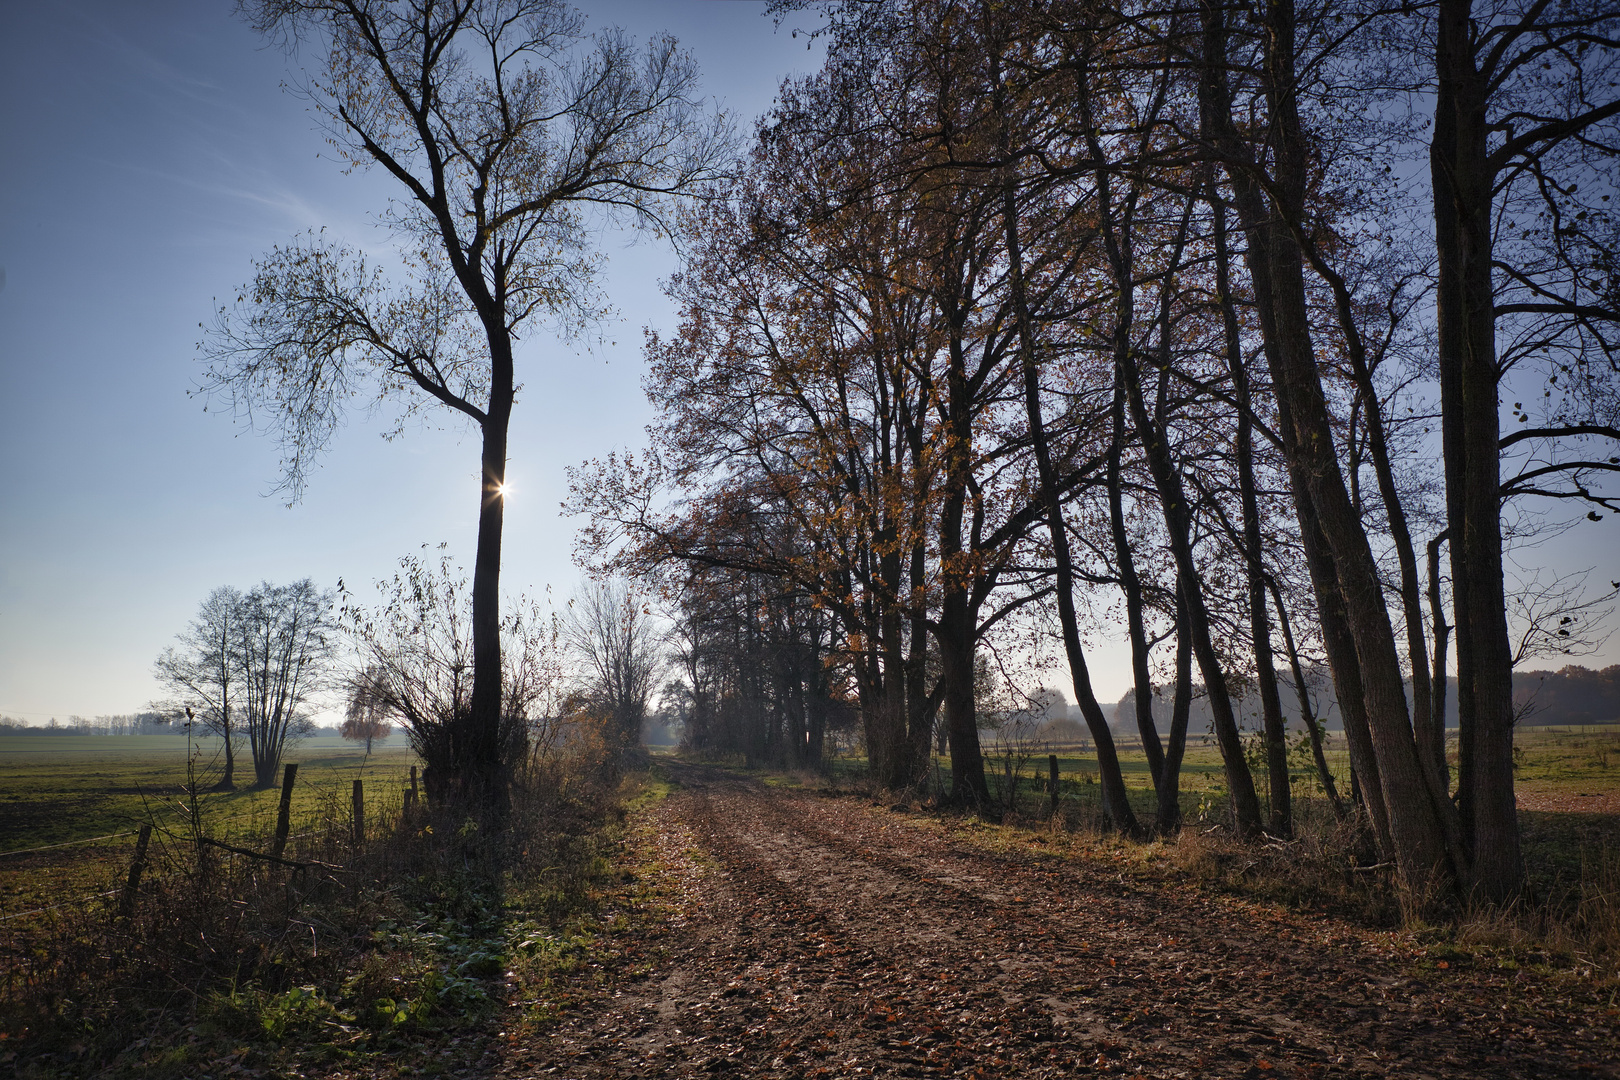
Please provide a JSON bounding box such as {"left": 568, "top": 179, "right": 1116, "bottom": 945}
{"left": 499, "top": 763, "right": 1620, "bottom": 1079}
{"left": 1518, "top": 788, "right": 1620, "bottom": 815}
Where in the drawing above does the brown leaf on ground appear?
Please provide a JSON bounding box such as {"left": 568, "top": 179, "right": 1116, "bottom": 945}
{"left": 476, "top": 763, "right": 1620, "bottom": 1079}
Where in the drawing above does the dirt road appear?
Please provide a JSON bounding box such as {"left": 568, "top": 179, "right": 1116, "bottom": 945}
{"left": 502, "top": 763, "right": 1618, "bottom": 1079}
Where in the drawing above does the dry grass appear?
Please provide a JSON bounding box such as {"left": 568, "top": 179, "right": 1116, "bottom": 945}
{"left": 1451, "top": 845, "right": 1620, "bottom": 980}
{"left": 0, "top": 737, "right": 630, "bottom": 1079}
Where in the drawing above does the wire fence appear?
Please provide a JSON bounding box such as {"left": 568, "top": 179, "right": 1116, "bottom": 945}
{"left": 0, "top": 831, "right": 140, "bottom": 859}
{"left": 0, "top": 769, "right": 414, "bottom": 929}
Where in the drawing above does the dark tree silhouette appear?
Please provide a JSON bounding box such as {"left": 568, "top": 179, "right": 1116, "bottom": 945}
{"left": 203, "top": 0, "right": 728, "bottom": 808}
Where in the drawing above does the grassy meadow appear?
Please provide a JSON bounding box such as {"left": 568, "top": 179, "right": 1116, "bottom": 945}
{"left": 0, "top": 734, "right": 419, "bottom": 925}
{"left": 852, "top": 723, "right": 1620, "bottom": 900}
{"left": 970, "top": 724, "right": 1620, "bottom": 813}
{"left": 0, "top": 722, "right": 1616, "bottom": 1076}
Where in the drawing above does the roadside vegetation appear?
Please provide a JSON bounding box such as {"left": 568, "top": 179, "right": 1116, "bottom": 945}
{"left": 4, "top": 724, "right": 1617, "bottom": 1076}
{"left": 712, "top": 724, "right": 1620, "bottom": 983}
{"left": 0, "top": 733, "right": 640, "bottom": 1079}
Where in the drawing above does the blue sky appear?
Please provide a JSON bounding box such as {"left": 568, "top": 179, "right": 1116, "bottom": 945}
{"left": 1, "top": 1, "right": 1614, "bottom": 724}
{"left": 0, "top": 0, "right": 828, "bottom": 721}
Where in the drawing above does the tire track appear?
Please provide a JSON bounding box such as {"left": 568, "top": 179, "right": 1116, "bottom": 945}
{"left": 500, "top": 764, "right": 1619, "bottom": 1080}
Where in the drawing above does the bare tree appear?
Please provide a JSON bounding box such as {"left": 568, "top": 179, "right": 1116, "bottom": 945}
{"left": 1429, "top": 0, "right": 1620, "bottom": 897}
{"left": 341, "top": 548, "right": 563, "bottom": 802}
{"left": 153, "top": 585, "right": 247, "bottom": 790}
{"left": 203, "top": 0, "right": 729, "bottom": 807}
{"left": 236, "top": 580, "right": 337, "bottom": 788}
{"left": 1507, "top": 567, "right": 1620, "bottom": 668}
{"left": 341, "top": 670, "right": 393, "bottom": 753}
{"left": 565, "top": 578, "right": 662, "bottom": 754}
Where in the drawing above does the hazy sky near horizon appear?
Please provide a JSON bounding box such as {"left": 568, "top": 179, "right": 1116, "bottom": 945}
{"left": 2, "top": 1, "right": 1616, "bottom": 725}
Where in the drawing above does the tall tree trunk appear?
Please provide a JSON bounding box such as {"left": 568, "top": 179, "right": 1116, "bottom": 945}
{"left": 807, "top": 662, "right": 828, "bottom": 767}
{"left": 468, "top": 346, "right": 511, "bottom": 809}
{"left": 1108, "top": 378, "right": 1167, "bottom": 795}
{"left": 1428, "top": 529, "right": 1452, "bottom": 767}
{"left": 938, "top": 331, "right": 988, "bottom": 806}
{"left": 1201, "top": 0, "right": 1455, "bottom": 890}
{"left": 1308, "top": 254, "right": 1446, "bottom": 799}
{"left": 877, "top": 567, "right": 915, "bottom": 787}
{"left": 1157, "top": 582, "right": 1194, "bottom": 833}
{"left": 1216, "top": 191, "right": 1292, "bottom": 836}
{"left": 1122, "top": 341, "right": 1264, "bottom": 837}
{"left": 1432, "top": 0, "right": 1521, "bottom": 899}
{"left": 906, "top": 540, "right": 937, "bottom": 772}
{"left": 1089, "top": 18, "right": 1267, "bottom": 837}
{"left": 219, "top": 716, "right": 236, "bottom": 791}
{"left": 995, "top": 85, "right": 1141, "bottom": 833}
{"left": 936, "top": 594, "right": 988, "bottom": 806}
{"left": 1195, "top": 19, "right": 1389, "bottom": 848}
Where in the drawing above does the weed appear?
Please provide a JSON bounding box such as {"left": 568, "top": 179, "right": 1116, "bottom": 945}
{"left": 0, "top": 732, "right": 627, "bottom": 1078}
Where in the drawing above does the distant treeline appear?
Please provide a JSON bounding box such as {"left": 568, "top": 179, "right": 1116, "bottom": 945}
{"left": 1106, "top": 665, "right": 1620, "bottom": 734}
{"left": 0, "top": 713, "right": 175, "bottom": 736}
{"left": 1514, "top": 666, "right": 1620, "bottom": 727}
{"left": 0, "top": 714, "right": 351, "bottom": 740}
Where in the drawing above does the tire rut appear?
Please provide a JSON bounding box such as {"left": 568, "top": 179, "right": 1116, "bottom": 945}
{"left": 499, "top": 764, "right": 1619, "bottom": 1079}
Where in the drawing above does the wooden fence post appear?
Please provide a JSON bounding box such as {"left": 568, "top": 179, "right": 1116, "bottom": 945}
{"left": 272, "top": 763, "right": 297, "bottom": 858}
{"left": 119, "top": 823, "right": 153, "bottom": 919}
{"left": 352, "top": 778, "right": 365, "bottom": 846}
{"left": 1049, "top": 754, "right": 1060, "bottom": 817}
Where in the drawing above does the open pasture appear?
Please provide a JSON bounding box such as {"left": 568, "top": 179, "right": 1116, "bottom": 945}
{"left": 0, "top": 735, "right": 419, "bottom": 927}
{"left": 972, "top": 724, "right": 1620, "bottom": 895}
{"left": 981, "top": 724, "right": 1620, "bottom": 811}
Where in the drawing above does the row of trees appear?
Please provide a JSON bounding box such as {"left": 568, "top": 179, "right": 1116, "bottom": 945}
{"left": 1516, "top": 665, "right": 1620, "bottom": 727}
{"left": 1111, "top": 664, "right": 1620, "bottom": 734}
{"left": 660, "top": 567, "right": 854, "bottom": 767}
{"left": 571, "top": 0, "right": 1619, "bottom": 901}
{"left": 154, "top": 560, "right": 663, "bottom": 795}
{"left": 0, "top": 714, "right": 174, "bottom": 736}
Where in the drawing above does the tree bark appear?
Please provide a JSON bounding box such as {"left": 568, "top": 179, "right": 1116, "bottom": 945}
{"left": 1428, "top": 529, "right": 1452, "bottom": 771}
{"left": 937, "top": 321, "right": 989, "bottom": 806}
{"left": 1200, "top": 0, "right": 1455, "bottom": 889}
{"left": 1216, "top": 191, "right": 1292, "bottom": 836}
{"left": 1108, "top": 377, "right": 1167, "bottom": 796}
{"left": 467, "top": 353, "right": 511, "bottom": 809}
{"left": 1431, "top": 0, "right": 1521, "bottom": 899}
{"left": 218, "top": 721, "right": 236, "bottom": 791}
{"left": 1157, "top": 581, "right": 1194, "bottom": 833}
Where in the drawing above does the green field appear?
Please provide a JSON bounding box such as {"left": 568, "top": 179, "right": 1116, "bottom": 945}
{"left": 0, "top": 735, "right": 419, "bottom": 923}
{"left": 972, "top": 725, "right": 1620, "bottom": 813}
{"left": 917, "top": 729, "right": 1344, "bottom": 823}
